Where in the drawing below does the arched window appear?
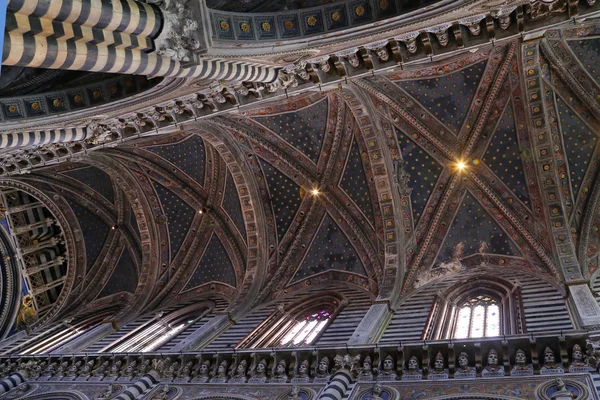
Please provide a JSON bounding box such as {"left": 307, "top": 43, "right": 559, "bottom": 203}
{"left": 99, "top": 302, "right": 213, "bottom": 353}
{"left": 237, "top": 294, "right": 345, "bottom": 349}
{"left": 453, "top": 295, "right": 500, "bottom": 339}
{"left": 423, "top": 276, "right": 526, "bottom": 340}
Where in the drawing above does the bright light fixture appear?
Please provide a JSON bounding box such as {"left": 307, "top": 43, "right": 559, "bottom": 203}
{"left": 456, "top": 161, "right": 466, "bottom": 171}
{"left": 312, "top": 188, "right": 320, "bottom": 196}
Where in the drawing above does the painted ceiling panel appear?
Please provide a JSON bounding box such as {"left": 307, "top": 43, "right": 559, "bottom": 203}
{"left": 223, "top": 169, "right": 247, "bottom": 241}
{"left": 97, "top": 249, "right": 138, "bottom": 298}
{"left": 128, "top": 207, "right": 140, "bottom": 239}
{"left": 258, "top": 157, "right": 302, "bottom": 241}
{"left": 568, "top": 38, "right": 600, "bottom": 84}
{"left": 396, "top": 61, "right": 486, "bottom": 135}
{"left": 183, "top": 232, "right": 236, "bottom": 290}
{"left": 253, "top": 98, "right": 328, "bottom": 163}
{"left": 292, "top": 213, "right": 366, "bottom": 282}
{"left": 340, "top": 135, "right": 374, "bottom": 223}
{"left": 147, "top": 135, "right": 206, "bottom": 184}
{"left": 482, "top": 101, "right": 530, "bottom": 208}
{"left": 556, "top": 96, "right": 598, "bottom": 200}
{"left": 68, "top": 200, "right": 111, "bottom": 273}
{"left": 435, "top": 192, "right": 521, "bottom": 265}
{"left": 396, "top": 130, "right": 443, "bottom": 224}
{"left": 63, "top": 166, "right": 114, "bottom": 203}
{"left": 151, "top": 181, "right": 196, "bottom": 258}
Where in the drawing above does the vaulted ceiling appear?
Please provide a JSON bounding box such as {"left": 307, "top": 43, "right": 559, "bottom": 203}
{"left": 9, "top": 22, "right": 600, "bottom": 320}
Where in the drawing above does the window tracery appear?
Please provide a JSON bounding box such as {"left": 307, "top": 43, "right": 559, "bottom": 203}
{"left": 422, "top": 275, "right": 526, "bottom": 340}
{"left": 237, "top": 294, "right": 344, "bottom": 349}
{"left": 98, "top": 302, "right": 213, "bottom": 353}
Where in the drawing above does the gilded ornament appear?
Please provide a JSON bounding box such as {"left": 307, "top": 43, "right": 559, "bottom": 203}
{"left": 7, "top": 105, "right": 17, "bottom": 113}
{"left": 52, "top": 98, "right": 62, "bottom": 107}
{"left": 240, "top": 22, "right": 250, "bottom": 32}
{"left": 307, "top": 16, "right": 317, "bottom": 26}
{"left": 355, "top": 5, "right": 365, "bottom": 16}
{"left": 261, "top": 22, "right": 271, "bottom": 32}
{"left": 379, "top": 0, "right": 389, "bottom": 9}
{"left": 93, "top": 90, "right": 102, "bottom": 98}
{"left": 220, "top": 20, "right": 230, "bottom": 31}
{"left": 74, "top": 94, "right": 83, "bottom": 103}
{"left": 284, "top": 20, "right": 294, "bottom": 30}
{"left": 331, "top": 11, "right": 341, "bottom": 21}
{"left": 109, "top": 85, "right": 118, "bottom": 94}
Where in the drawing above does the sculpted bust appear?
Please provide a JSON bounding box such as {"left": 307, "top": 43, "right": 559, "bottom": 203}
{"left": 253, "top": 359, "right": 268, "bottom": 379}
{"left": 542, "top": 347, "right": 558, "bottom": 369}
{"left": 571, "top": 344, "right": 587, "bottom": 367}
{"left": 511, "top": 349, "right": 532, "bottom": 375}
{"left": 457, "top": 352, "right": 474, "bottom": 373}
{"left": 484, "top": 349, "right": 502, "bottom": 373}
{"left": 80, "top": 361, "right": 95, "bottom": 378}
{"left": 359, "top": 356, "right": 373, "bottom": 381}
{"left": 197, "top": 360, "right": 211, "bottom": 378}
{"left": 296, "top": 360, "right": 309, "bottom": 378}
{"left": 93, "top": 361, "right": 110, "bottom": 377}
{"left": 274, "top": 359, "right": 287, "bottom": 381}
{"left": 67, "top": 360, "right": 82, "bottom": 377}
{"left": 316, "top": 357, "right": 330, "bottom": 379}
{"left": 108, "top": 360, "right": 123, "bottom": 377}
{"left": 214, "top": 361, "right": 228, "bottom": 379}
{"left": 378, "top": 355, "right": 396, "bottom": 380}
{"left": 406, "top": 356, "right": 420, "bottom": 374}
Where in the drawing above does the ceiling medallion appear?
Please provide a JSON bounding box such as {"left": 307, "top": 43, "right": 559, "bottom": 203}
{"left": 307, "top": 16, "right": 317, "bottom": 26}
{"left": 220, "top": 20, "right": 230, "bottom": 31}
{"left": 355, "top": 5, "right": 365, "bottom": 16}
{"left": 331, "top": 11, "right": 341, "bottom": 21}
{"left": 261, "top": 22, "right": 271, "bottom": 32}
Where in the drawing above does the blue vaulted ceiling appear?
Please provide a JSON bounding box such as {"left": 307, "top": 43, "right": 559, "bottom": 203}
{"left": 258, "top": 157, "right": 302, "bottom": 241}
{"left": 340, "top": 135, "right": 374, "bottom": 223}
{"left": 396, "top": 61, "right": 486, "bottom": 135}
{"left": 151, "top": 181, "right": 196, "bottom": 258}
{"left": 183, "top": 232, "right": 236, "bottom": 290}
{"left": 556, "top": 96, "right": 598, "bottom": 200}
{"left": 397, "top": 130, "right": 443, "bottom": 224}
{"left": 98, "top": 248, "right": 138, "bottom": 298}
{"left": 482, "top": 101, "right": 531, "bottom": 208}
{"left": 568, "top": 38, "right": 600, "bottom": 85}
{"left": 292, "top": 213, "right": 366, "bottom": 282}
{"left": 67, "top": 200, "right": 111, "bottom": 273}
{"left": 253, "top": 98, "right": 328, "bottom": 163}
{"left": 222, "top": 169, "right": 247, "bottom": 241}
{"left": 63, "top": 166, "right": 115, "bottom": 203}
{"left": 147, "top": 135, "right": 206, "bottom": 184}
{"left": 436, "top": 192, "right": 521, "bottom": 265}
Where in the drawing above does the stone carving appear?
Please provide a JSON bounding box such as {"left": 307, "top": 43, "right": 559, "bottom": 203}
{"left": 319, "top": 61, "right": 331, "bottom": 73}
{"left": 97, "top": 383, "right": 117, "bottom": 399}
{"left": 122, "top": 360, "right": 137, "bottom": 379}
{"left": 108, "top": 359, "right": 123, "bottom": 378}
{"left": 163, "top": 359, "right": 180, "bottom": 379}
{"left": 152, "top": 0, "right": 202, "bottom": 62}
{"left": 455, "top": 352, "right": 475, "bottom": 378}
{"left": 429, "top": 26, "right": 450, "bottom": 46}
{"left": 138, "top": 359, "right": 152, "bottom": 376}
{"left": 79, "top": 360, "right": 95, "bottom": 378}
{"left": 569, "top": 344, "right": 589, "bottom": 372}
{"left": 195, "top": 359, "right": 211, "bottom": 382}
{"left": 180, "top": 361, "right": 193, "bottom": 379}
{"left": 292, "top": 359, "right": 310, "bottom": 383}
{"left": 393, "top": 159, "right": 412, "bottom": 197}
{"left": 551, "top": 378, "right": 575, "bottom": 399}
{"left": 541, "top": 346, "right": 564, "bottom": 374}
{"left": 67, "top": 360, "right": 82, "bottom": 377}
{"left": 315, "top": 357, "right": 330, "bottom": 382}
{"left": 378, "top": 355, "right": 396, "bottom": 381}
{"left": 44, "top": 361, "right": 58, "bottom": 377}
{"left": 367, "top": 383, "right": 384, "bottom": 400}
{"left": 248, "top": 359, "right": 268, "bottom": 383}
{"left": 5, "top": 383, "right": 31, "bottom": 399}
{"left": 529, "top": 0, "right": 567, "bottom": 19}
{"left": 346, "top": 54, "right": 360, "bottom": 68}
{"left": 150, "top": 384, "right": 170, "bottom": 400}
{"left": 272, "top": 359, "right": 288, "bottom": 382}
{"left": 375, "top": 47, "right": 390, "bottom": 62}
{"left": 430, "top": 351, "right": 448, "bottom": 379}
{"left": 55, "top": 360, "right": 69, "bottom": 378}
{"left": 403, "top": 356, "right": 422, "bottom": 380}
{"left": 483, "top": 349, "right": 504, "bottom": 376}
{"left": 230, "top": 359, "right": 248, "bottom": 383}
{"left": 511, "top": 349, "right": 532, "bottom": 375}
{"left": 211, "top": 360, "right": 228, "bottom": 383}
{"left": 92, "top": 360, "right": 110, "bottom": 378}
{"left": 358, "top": 356, "right": 374, "bottom": 381}
{"left": 288, "top": 385, "right": 301, "bottom": 399}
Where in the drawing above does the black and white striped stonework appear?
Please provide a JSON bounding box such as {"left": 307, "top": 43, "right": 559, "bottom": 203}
{"left": 0, "top": 127, "right": 87, "bottom": 149}
{"left": 318, "top": 369, "right": 353, "bottom": 400}
{"left": 0, "top": 372, "right": 25, "bottom": 395}
{"left": 2, "top": 32, "right": 280, "bottom": 83}
{"left": 113, "top": 373, "right": 158, "bottom": 400}
{"left": 6, "top": 0, "right": 162, "bottom": 38}
{"left": 380, "top": 269, "right": 573, "bottom": 343}
{"left": 5, "top": 12, "right": 154, "bottom": 51}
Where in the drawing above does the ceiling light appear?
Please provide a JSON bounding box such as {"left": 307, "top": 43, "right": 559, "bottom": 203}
{"left": 312, "top": 188, "right": 320, "bottom": 196}
{"left": 456, "top": 161, "right": 466, "bottom": 171}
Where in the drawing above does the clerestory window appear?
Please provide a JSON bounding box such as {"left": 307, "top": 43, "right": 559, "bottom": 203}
{"left": 280, "top": 310, "right": 331, "bottom": 347}
{"left": 453, "top": 295, "right": 500, "bottom": 339}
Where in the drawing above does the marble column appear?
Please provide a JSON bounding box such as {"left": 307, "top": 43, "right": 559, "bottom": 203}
{"left": 0, "top": 371, "right": 26, "bottom": 395}
{"left": 169, "top": 314, "right": 233, "bottom": 351}
{"left": 347, "top": 304, "right": 392, "bottom": 345}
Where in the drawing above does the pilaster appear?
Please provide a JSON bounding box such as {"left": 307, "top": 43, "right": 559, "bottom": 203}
{"left": 347, "top": 304, "right": 392, "bottom": 345}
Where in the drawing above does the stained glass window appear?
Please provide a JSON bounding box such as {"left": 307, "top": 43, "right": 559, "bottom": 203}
{"left": 454, "top": 296, "right": 500, "bottom": 339}
{"left": 280, "top": 311, "right": 331, "bottom": 347}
